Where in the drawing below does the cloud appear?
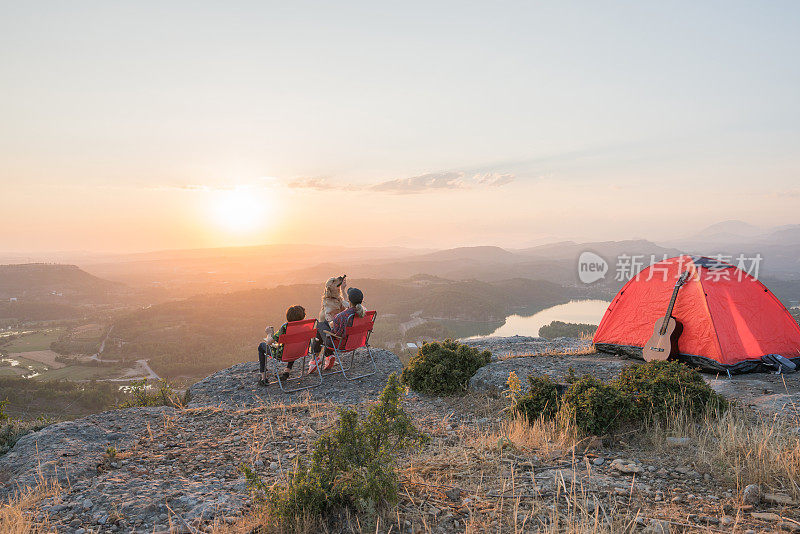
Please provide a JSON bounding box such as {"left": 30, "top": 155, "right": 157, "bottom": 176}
{"left": 285, "top": 171, "right": 516, "bottom": 194}
{"left": 178, "top": 184, "right": 217, "bottom": 192}
{"left": 371, "top": 172, "right": 466, "bottom": 193}
{"left": 287, "top": 177, "right": 338, "bottom": 191}
{"left": 371, "top": 171, "right": 515, "bottom": 194}
{"left": 148, "top": 183, "right": 246, "bottom": 192}
{"left": 473, "top": 173, "right": 515, "bottom": 187}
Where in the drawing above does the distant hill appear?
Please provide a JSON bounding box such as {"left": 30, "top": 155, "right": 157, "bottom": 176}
{"left": 690, "top": 220, "right": 764, "bottom": 241}
{"left": 79, "top": 244, "right": 431, "bottom": 297}
{"left": 0, "top": 264, "right": 120, "bottom": 300}
{"left": 413, "top": 246, "right": 516, "bottom": 263}
{"left": 662, "top": 220, "right": 800, "bottom": 277}
{"left": 518, "top": 239, "right": 680, "bottom": 262}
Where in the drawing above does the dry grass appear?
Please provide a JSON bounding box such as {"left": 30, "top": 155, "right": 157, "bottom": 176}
{"left": 642, "top": 403, "right": 800, "bottom": 499}
{"left": 210, "top": 508, "right": 322, "bottom": 534}
{"left": 0, "top": 479, "right": 60, "bottom": 534}
{"left": 481, "top": 415, "right": 579, "bottom": 458}
{"left": 696, "top": 408, "right": 800, "bottom": 498}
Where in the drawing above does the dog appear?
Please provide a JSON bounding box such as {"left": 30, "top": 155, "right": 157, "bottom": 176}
{"left": 319, "top": 275, "right": 348, "bottom": 324}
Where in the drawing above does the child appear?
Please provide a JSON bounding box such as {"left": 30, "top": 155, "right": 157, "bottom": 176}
{"left": 257, "top": 305, "right": 306, "bottom": 386}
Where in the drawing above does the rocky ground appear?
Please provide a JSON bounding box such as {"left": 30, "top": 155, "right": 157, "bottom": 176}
{"left": 462, "top": 335, "right": 594, "bottom": 361}
{"left": 1, "top": 338, "right": 799, "bottom": 533}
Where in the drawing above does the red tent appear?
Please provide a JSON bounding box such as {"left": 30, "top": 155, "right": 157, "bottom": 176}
{"left": 593, "top": 255, "right": 800, "bottom": 372}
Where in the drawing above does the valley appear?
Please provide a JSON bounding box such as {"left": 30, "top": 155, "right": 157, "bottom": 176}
{"left": 2, "top": 229, "right": 800, "bottom": 417}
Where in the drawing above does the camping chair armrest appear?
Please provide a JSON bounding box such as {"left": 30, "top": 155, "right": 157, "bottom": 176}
{"left": 323, "top": 330, "right": 342, "bottom": 339}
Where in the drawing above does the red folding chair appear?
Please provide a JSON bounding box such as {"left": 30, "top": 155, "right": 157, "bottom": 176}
{"left": 269, "top": 318, "right": 322, "bottom": 393}
{"left": 322, "top": 311, "right": 377, "bottom": 380}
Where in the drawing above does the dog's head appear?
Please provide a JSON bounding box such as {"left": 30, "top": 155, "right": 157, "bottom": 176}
{"left": 324, "top": 276, "right": 346, "bottom": 298}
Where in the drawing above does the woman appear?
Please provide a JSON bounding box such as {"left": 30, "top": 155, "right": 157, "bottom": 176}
{"left": 310, "top": 286, "right": 367, "bottom": 373}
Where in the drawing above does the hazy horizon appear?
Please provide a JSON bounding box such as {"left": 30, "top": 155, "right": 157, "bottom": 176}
{"left": 3, "top": 2, "right": 799, "bottom": 253}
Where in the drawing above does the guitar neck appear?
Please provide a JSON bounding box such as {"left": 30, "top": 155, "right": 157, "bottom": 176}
{"left": 660, "top": 283, "right": 682, "bottom": 333}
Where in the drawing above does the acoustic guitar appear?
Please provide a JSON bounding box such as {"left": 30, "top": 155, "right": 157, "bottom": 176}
{"left": 642, "top": 271, "right": 691, "bottom": 362}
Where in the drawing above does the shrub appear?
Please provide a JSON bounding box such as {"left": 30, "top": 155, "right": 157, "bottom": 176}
{"left": 513, "top": 374, "right": 561, "bottom": 422}
{"left": 401, "top": 339, "right": 491, "bottom": 395}
{"left": 1, "top": 413, "right": 55, "bottom": 456}
{"left": 265, "top": 374, "right": 427, "bottom": 521}
{"left": 512, "top": 362, "right": 730, "bottom": 437}
{"left": 558, "top": 376, "right": 635, "bottom": 436}
{"left": 117, "top": 380, "right": 181, "bottom": 408}
{"left": 613, "top": 360, "right": 727, "bottom": 419}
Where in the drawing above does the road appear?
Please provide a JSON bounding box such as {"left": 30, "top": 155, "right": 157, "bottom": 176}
{"left": 137, "top": 359, "right": 160, "bottom": 380}
{"left": 91, "top": 325, "right": 161, "bottom": 381}
{"left": 399, "top": 310, "right": 426, "bottom": 335}
{"left": 88, "top": 326, "right": 119, "bottom": 362}
{"left": 108, "top": 359, "right": 161, "bottom": 382}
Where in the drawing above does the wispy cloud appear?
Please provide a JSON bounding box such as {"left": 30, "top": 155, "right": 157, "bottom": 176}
{"left": 147, "top": 183, "right": 241, "bottom": 192}
{"left": 152, "top": 171, "right": 516, "bottom": 195}
{"left": 371, "top": 172, "right": 466, "bottom": 193}
{"left": 287, "top": 177, "right": 339, "bottom": 191}
{"left": 286, "top": 171, "right": 515, "bottom": 194}
{"left": 473, "top": 172, "right": 515, "bottom": 187}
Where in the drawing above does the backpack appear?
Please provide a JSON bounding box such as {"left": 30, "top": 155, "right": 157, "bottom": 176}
{"left": 761, "top": 354, "right": 797, "bottom": 374}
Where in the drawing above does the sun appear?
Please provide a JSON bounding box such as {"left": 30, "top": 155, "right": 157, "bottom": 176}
{"left": 212, "top": 188, "right": 267, "bottom": 233}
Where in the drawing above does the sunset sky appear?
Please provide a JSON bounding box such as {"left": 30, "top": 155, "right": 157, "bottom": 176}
{"left": 2, "top": 1, "right": 799, "bottom": 253}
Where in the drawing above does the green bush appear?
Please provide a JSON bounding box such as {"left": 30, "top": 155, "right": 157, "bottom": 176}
{"left": 613, "top": 360, "right": 727, "bottom": 418}
{"left": 513, "top": 375, "right": 561, "bottom": 422}
{"left": 1, "top": 401, "right": 55, "bottom": 456}
{"left": 117, "top": 380, "right": 181, "bottom": 408}
{"left": 265, "top": 374, "right": 427, "bottom": 520}
{"left": 513, "top": 361, "right": 729, "bottom": 437}
{"left": 401, "top": 339, "right": 491, "bottom": 395}
{"left": 559, "top": 376, "right": 635, "bottom": 436}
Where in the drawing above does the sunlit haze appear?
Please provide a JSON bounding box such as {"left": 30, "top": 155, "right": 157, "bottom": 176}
{"left": 2, "top": 2, "right": 799, "bottom": 254}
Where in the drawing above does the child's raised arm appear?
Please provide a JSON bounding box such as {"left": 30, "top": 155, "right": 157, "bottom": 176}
{"left": 264, "top": 325, "right": 276, "bottom": 343}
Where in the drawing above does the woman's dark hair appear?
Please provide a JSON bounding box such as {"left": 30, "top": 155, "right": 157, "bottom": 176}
{"left": 286, "top": 305, "right": 306, "bottom": 322}
{"left": 346, "top": 287, "right": 363, "bottom": 305}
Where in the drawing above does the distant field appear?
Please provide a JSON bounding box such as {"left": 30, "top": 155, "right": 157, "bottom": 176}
{"left": 3, "top": 328, "right": 65, "bottom": 353}
{"left": 70, "top": 323, "right": 105, "bottom": 340}
{"left": 14, "top": 350, "right": 66, "bottom": 369}
{"left": 0, "top": 355, "right": 50, "bottom": 377}
{"left": 0, "top": 365, "right": 27, "bottom": 377}
{"left": 33, "top": 365, "right": 126, "bottom": 381}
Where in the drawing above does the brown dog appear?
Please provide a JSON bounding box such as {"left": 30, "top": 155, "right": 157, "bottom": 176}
{"left": 319, "top": 275, "right": 348, "bottom": 324}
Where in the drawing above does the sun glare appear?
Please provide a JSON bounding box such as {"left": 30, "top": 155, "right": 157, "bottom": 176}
{"left": 212, "top": 189, "right": 266, "bottom": 233}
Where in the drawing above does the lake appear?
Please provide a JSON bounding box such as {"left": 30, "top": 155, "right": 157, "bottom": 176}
{"left": 480, "top": 299, "right": 610, "bottom": 338}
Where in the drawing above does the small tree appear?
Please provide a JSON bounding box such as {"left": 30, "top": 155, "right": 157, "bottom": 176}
{"left": 267, "top": 374, "right": 427, "bottom": 520}
{"left": 401, "top": 339, "right": 491, "bottom": 395}
{"left": 613, "top": 360, "right": 727, "bottom": 419}
{"left": 512, "top": 374, "right": 561, "bottom": 422}
{"left": 558, "top": 376, "right": 635, "bottom": 436}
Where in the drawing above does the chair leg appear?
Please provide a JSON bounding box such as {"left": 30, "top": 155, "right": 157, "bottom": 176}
{"left": 276, "top": 355, "right": 323, "bottom": 393}
{"left": 320, "top": 345, "right": 344, "bottom": 376}
{"left": 340, "top": 346, "right": 377, "bottom": 380}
